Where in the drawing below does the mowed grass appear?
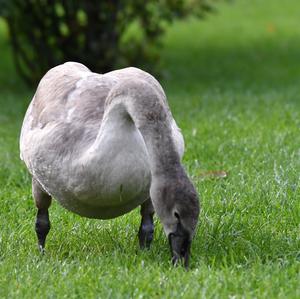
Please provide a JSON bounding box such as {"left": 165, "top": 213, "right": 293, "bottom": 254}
{"left": 0, "top": 0, "right": 299, "bottom": 298}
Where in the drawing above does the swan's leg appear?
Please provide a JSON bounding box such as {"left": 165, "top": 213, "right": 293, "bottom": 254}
{"left": 138, "top": 198, "right": 154, "bottom": 249}
{"left": 32, "top": 178, "right": 52, "bottom": 253}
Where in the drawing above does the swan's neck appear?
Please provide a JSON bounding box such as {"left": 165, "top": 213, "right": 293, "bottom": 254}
{"left": 137, "top": 119, "right": 181, "bottom": 177}
{"left": 102, "top": 82, "right": 182, "bottom": 179}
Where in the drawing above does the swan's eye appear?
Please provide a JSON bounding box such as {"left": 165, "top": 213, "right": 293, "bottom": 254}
{"left": 174, "top": 211, "right": 180, "bottom": 220}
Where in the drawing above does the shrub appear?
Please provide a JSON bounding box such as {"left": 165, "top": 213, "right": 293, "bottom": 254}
{"left": 0, "top": 0, "right": 216, "bottom": 86}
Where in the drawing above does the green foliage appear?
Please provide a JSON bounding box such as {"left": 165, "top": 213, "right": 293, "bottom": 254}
{"left": 0, "top": 0, "right": 215, "bottom": 86}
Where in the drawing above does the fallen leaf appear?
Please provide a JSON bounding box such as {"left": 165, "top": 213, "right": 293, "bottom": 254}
{"left": 198, "top": 170, "right": 228, "bottom": 180}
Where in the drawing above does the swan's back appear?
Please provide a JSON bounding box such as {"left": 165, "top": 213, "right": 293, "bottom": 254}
{"left": 21, "top": 62, "right": 173, "bottom": 160}
{"left": 21, "top": 63, "right": 109, "bottom": 161}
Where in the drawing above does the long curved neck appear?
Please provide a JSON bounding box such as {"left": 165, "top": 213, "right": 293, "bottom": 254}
{"left": 134, "top": 114, "right": 181, "bottom": 177}
{"left": 102, "top": 79, "right": 183, "bottom": 178}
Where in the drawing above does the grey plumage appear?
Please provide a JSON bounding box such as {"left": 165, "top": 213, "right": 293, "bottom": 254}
{"left": 20, "top": 62, "right": 200, "bottom": 266}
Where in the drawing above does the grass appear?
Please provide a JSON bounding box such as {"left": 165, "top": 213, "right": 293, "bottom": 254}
{"left": 0, "top": 0, "right": 299, "bottom": 298}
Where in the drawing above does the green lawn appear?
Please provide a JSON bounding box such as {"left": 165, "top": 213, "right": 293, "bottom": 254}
{"left": 0, "top": 0, "right": 299, "bottom": 298}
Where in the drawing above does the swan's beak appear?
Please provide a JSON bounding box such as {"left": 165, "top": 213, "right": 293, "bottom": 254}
{"left": 168, "top": 231, "right": 191, "bottom": 268}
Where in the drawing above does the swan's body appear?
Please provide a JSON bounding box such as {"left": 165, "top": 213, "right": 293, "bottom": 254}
{"left": 20, "top": 62, "right": 184, "bottom": 219}
{"left": 20, "top": 62, "right": 199, "bottom": 267}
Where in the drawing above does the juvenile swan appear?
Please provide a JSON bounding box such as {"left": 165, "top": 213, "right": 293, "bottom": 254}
{"left": 20, "top": 62, "right": 200, "bottom": 267}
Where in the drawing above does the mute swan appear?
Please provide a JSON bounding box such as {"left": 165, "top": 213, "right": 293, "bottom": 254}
{"left": 20, "top": 62, "right": 200, "bottom": 267}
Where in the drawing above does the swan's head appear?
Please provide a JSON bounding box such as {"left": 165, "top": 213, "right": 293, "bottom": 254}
{"left": 151, "top": 174, "right": 200, "bottom": 268}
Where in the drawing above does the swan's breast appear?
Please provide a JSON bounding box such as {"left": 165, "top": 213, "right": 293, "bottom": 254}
{"left": 68, "top": 108, "right": 152, "bottom": 210}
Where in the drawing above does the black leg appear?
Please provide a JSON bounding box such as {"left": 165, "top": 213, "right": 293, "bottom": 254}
{"left": 138, "top": 198, "right": 154, "bottom": 249}
{"left": 32, "top": 178, "right": 52, "bottom": 253}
